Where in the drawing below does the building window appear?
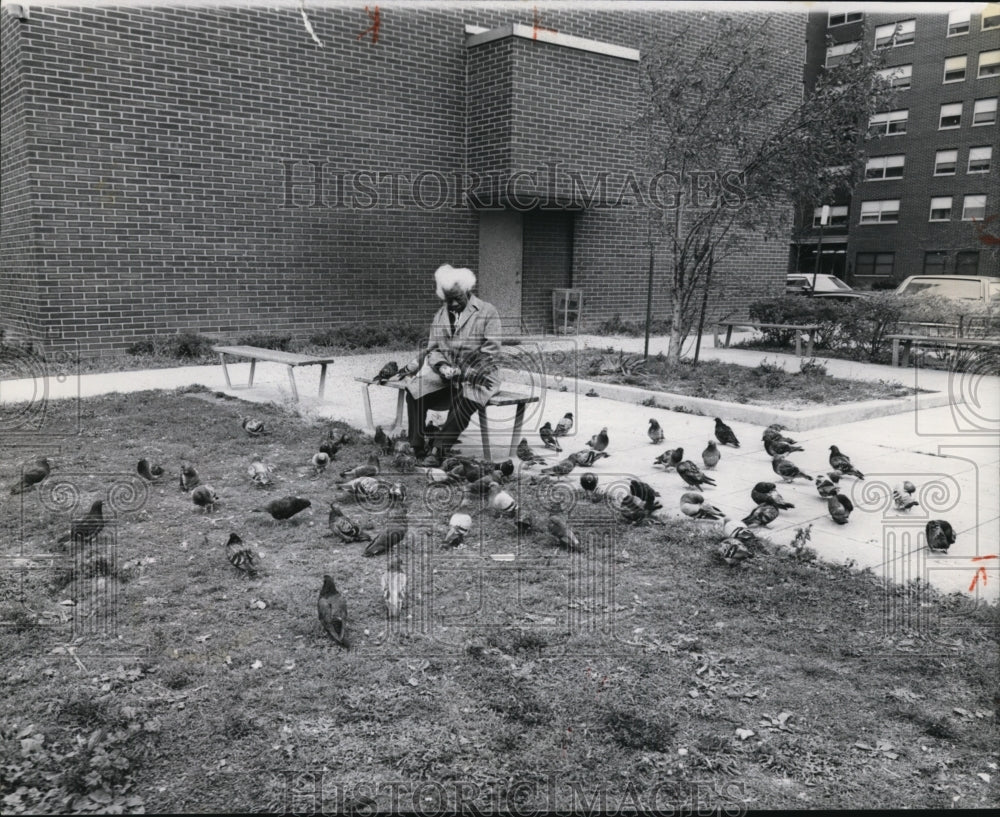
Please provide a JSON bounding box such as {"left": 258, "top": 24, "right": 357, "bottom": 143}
{"left": 979, "top": 50, "right": 1000, "bottom": 78}
{"left": 962, "top": 195, "right": 987, "bottom": 220}
{"left": 856, "top": 252, "right": 895, "bottom": 277}
{"left": 968, "top": 146, "right": 992, "bottom": 173}
{"left": 868, "top": 109, "right": 908, "bottom": 136}
{"left": 865, "top": 155, "right": 905, "bottom": 180}
{"left": 985, "top": 10, "right": 1000, "bottom": 31}
{"left": 929, "top": 196, "right": 953, "bottom": 221}
{"left": 943, "top": 55, "right": 967, "bottom": 83}
{"left": 948, "top": 9, "right": 971, "bottom": 36}
{"left": 878, "top": 65, "right": 912, "bottom": 89}
{"left": 829, "top": 10, "right": 863, "bottom": 27}
{"left": 956, "top": 251, "right": 980, "bottom": 275}
{"left": 875, "top": 20, "right": 916, "bottom": 48}
{"left": 924, "top": 251, "right": 948, "bottom": 274}
{"left": 939, "top": 102, "right": 963, "bottom": 128}
{"left": 934, "top": 150, "right": 958, "bottom": 175}
{"left": 859, "top": 200, "right": 900, "bottom": 224}
{"left": 826, "top": 41, "right": 861, "bottom": 67}
{"left": 812, "top": 205, "right": 849, "bottom": 227}
{"left": 973, "top": 97, "right": 998, "bottom": 125}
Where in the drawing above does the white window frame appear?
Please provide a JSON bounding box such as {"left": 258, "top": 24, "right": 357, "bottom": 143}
{"left": 929, "top": 196, "right": 953, "bottom": 222}
{"left": 812, "top": 205, "right": 849, "bottom": 228}
{"left": 973, "top": 97, "right": 998, "bottom": 125}
{"left": 943, "top": 55, "right": 967, "bottom": 83}
{"left": 948, "top": 9, "right": 970, "bottom": 36}
{"left": 875, "top": 19, "right": 916, "bottom": 48}
{"left": 826, "top": 40, "right": 861, "bottom": 67}
{"left": 934, "top": 149, "right": 958, "bottom": 176}
{"left": 859, "top": 199, "right": 900, "bottom": 224}
{"left": 968, "top": 146, "right": 992, "bottom": 174}
{"left": 828, "top": 10, "right": 863, "bottom": 27}
{"left": 865, "top": 155, "right": 905, "bottom": 181}
{"left": 979, "top": 50, "right": 1000, "bottom": 79}
{"left": 984, "top": 10, "right": 1000, "bottom": 31}
{"left": 878, "top": 64, "right": 912, "bottom": 89}
{"left": 939, "top": 102, "right": 963, "bottom": 129}
{"left": 962, "top": 195, "right": 987, "bottom": 221}
{"left": 868, "top": 109, "right": 909, "bottom": 136}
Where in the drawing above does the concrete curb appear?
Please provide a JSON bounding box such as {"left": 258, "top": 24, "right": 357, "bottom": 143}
{"left": 498, "top": 367, "right": 957, "bottom": 432}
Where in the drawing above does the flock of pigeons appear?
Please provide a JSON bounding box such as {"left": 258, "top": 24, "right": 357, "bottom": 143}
{"left": 6, "top": 368, "right": 958, "bottom": 649}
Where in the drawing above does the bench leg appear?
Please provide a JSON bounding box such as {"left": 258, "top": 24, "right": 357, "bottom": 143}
{"left": 806, "top": 330, "right": 815, "bottom": 358}
{"left": 725, "top": 326, "right": 734, "bottom": 348}
{"left": 218, "top": 353, "right": 233, "bottom": 389}
{"left": 286, "top": 366, "right": 299, "bottom": 403}
{"left": 360, "top": 384, "right": 376, "bottom": 434}
{"left": 318, "top": 364, "right": 328, "bottom": 399}
{"left": 509, "top": 402, "right": 527, "bottom": 458}
{"left": 901, "top": 342, "right": 911, "bottom": 369}
{"left": 892, "top": 340, "right": 900, "bottom": 367}
{"left": 794, "top": 333, "right": 802, "bottom": 357}
{"left": 477, "top": 407, "right": 492, "bottom": 462}
{"left": 392, "top": 389, "right": 406, "bottom": 437}
{"left": 713, "top": 327, "right": 720, "bottom": 348}
{"left": 248, "top": 360, "right": 257, "bottom": 388}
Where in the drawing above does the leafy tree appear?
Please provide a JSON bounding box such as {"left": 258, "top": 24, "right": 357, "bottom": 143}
{"left": 635, "top": 14, "right": 896, "bottom": 362}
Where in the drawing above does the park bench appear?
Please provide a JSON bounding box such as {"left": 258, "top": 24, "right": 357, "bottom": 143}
{"left": 355, "top": 377, "right": 539, "bottom": 461}
{"left": 714, "top": 322, "right": 821, "bottom": 357}
{"left": 886, "top": 335, "right": 1000, "bottom": 368}
{"left": 213, "top": 345, "right": 335, "bottom": 402}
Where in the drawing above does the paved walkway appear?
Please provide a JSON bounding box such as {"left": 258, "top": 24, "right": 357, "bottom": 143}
{"left": 2, "top": 332, "right": 997, "bottom": 604}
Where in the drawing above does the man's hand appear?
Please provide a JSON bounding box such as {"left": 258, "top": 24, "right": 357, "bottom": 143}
{"left": 438, "top": 364, "right": 458, "bottom": 381}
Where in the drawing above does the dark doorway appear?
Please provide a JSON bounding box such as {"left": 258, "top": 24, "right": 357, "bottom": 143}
{"left": 521, "top": 211, "right": 574, "bottom": 332}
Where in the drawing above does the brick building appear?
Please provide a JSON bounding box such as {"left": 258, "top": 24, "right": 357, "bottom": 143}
{"left": 1, "top": 3, "right": 804, "bottom": 354}
{"left": 794, "top": 7, "right": 1000, "bottom": 286}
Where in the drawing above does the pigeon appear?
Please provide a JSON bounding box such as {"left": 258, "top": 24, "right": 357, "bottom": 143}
{"left": 654, "top": 447, "right": 683, "bottom": 470}
{"left": 925, "top": 520, "right": 955, "bottom": 553}
{"left": 580, "top": 472, "right": 599, "bottom": 498}
{"left": 192, "top": 484, "right": 219, "bottom": 512}
{"left": 586, "top": 427, "right": 609, "bottom": 452}
{"left": 327, "top": 504, "right": 369, "bottom": 543}
{"left": 680, "top": 491, "right": 725, "bottom": 520}
{"left": 751, "top": 481, "right": 794, "bottom": 510}
{"left": 829, "top": 446, "right": 864, "bottom": 480}
{"left": 568, "top": 449, "right": 609, "bottom": 467}
{"left": 618, "top": 494, "right": 651, "bottom": 524}
{"left": 392, "top": 452, "right": 416, "bottom": 473}
{"left": 424, "top": 467, "right": 461, "bottom": 485}
{"left": 547, "top": 514, "right": 580, "bottom": 550}
{"left": 444, "top": 512, "right": 473, "bottom": 547}
{"left": 541, "top": 457, "right": 577, "bottom": 477}
{"left": 827, "top": 492, "right": 853, "bottom": 525}
{"left": 363, "top": 514, "right": 408, "bottom": 557}
{"left": 742, "top": 503, "right": 779, "bottom": 528}
{"left": 56, "top": 499, "right": 106, "bottom": 547}
{"left": 371, "top": 360, "right": 400, "bottom": 384}
{"left": 318, "top": 575, "right": 349, "bottom": 648}
{"left": 389, "top": 481, "right": 406, "bottom": 504}
{"left": 312, "top": 452, "right": 331, "bottom": 475}
{"left": 223, "top": 532, "right": 258, "bottom": 577}
{"left": 764, "top": 436, "right": 804, "bottom": 457}
{"left": 762, "top": 424, "right": 798, "bottom": 446}
{"left": 11, "top": 457, "right": 51, "bottom": 494}
{"left": 677, "top": 460, "right": 716, "bottom": 489}
{"left": 179, "top": 462, "right": 200, "bottom": 492}
{"left": 702, "top": 441, "right": 720, "bottom": 470}
{"left": 419, "top": 453, "right": 441, "bottom": 468}
{"left": 247, "top": 460, "right": 273, "bottom": 487}
{"left": 338, "top": 476, "right": 384, "bottom": 502}
{"left": 381, "top": 557, "right": 407, "bottom": 618}
{"left": 253, "top": 496, "right": 311, "bottom": 521}
{"left": 515, "top": 511, "right": 537, "bottom": 534}
{"left": 488, "top": 482, "right": 518, "bottom": 516}
{"left": 771, "top": 456, "right": 812, "bottom": 483}
{"left": 318, "top": 434, "right": 342, "bottom": 460}
{"left": 393, "top": 439, "right": 415, "bottom": 456}
{"left": 630, "top": 479, "right": 661, "bottom": 512}
{"left": 722, "top": 519, "right": 760, "bottom": 548}
{"left": 339, "top": 453, "right": 380, "bottom": 481}
{"left": 815, "top": 474, "right": 839, "bottom": 499}
{"left": 466, "top": 474, "right": 499, "bottom": 498}
{"left": 497, "top": 459, "right": 515, "bottom": 479}
{"left": 648, "top": 419, "right": 664, "bottom": 444}
{"left": 516, "top": 438, "right": 547, "bottom": 467}
{"left": 892, "top": 481, "right": 919, "bottom": 512}
{"left": 716, "top": 539, "right": 753, "bottom": 566}
{"left": 373, "top": 425, "right": 392, "bottom": 454}
{"left": 554, "top": 412, "right": 574, "bottom": 437}
{"left": 136, "top": 458, "right": 163, "bottom": 483}
{"left": 539, "top": 422, "right": 562, "bottom": 452}
{"left": 241, "top": 416, "right": 268, "bottom": 436}
{"left": 714, "top": 418, "right": 740, "bottom": 448}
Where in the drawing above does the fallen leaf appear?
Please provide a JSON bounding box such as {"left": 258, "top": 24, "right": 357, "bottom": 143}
{"left": 251, "top": 659, "right": 262, "bottom": 669}
{"left": 735, "top": 728, "right": 755, "bottom": 740}
{"left": 408, "top": 677, "right": 419, "bottom": 686}
{"left": 195, "top": 634, "right": 211, "bottom": 643}
{"left": 952, "top": 707, "right": 972, "bottom": 718}
{"left": 976, "top": 773, "right": 991, "bottom": 783}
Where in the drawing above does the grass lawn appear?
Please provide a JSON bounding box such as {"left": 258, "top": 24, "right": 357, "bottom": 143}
{"left": 537, "top": 349, "right": 920, "bottom": 407}
{"left": 0, "top": 390, "right": 996, "bottom": 813}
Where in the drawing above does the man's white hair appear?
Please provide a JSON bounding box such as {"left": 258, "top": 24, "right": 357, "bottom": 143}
{"left": 434, "top": 264, "right": 477, "bottom": 299}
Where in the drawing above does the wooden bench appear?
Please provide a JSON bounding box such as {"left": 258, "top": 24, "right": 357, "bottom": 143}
{"left": 895, "top": 321, "right": 961, "bottom": 338}
{"left": 886, "top": 335, "right": 1000, "bottom": 368}
{"left": 213, "top": 345, "right": 335, "bottom": 402}
{"left": 355, "top": 377, "right": 539, "bottom": 460}
{"left": 714, "top": 322, "right": 821, "bottom": 357}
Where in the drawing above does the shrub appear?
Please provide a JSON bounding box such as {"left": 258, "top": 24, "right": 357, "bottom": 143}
{"left": 592, "top": 314, "right": 672, "bottom": 337}
{"left": 125, "top": 340, "right": 155, "bottom": 356}
{"left": 157, "top": 332, "right": 214, "bottom": 359}
{"left": 236, "top": 333, "right": 294, "bottom": 351}
{"left": 308, "top": 322, "right": 426, "bottom": 350}
{"left": 798, "top": 357, "right": 828, "bottom": 377}
{"left": 747, "top": 296, "right": 847, "bottom": 348}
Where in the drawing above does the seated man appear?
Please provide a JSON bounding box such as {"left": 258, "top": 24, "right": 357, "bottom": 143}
{"left": 401, "top": 264, "right": 502, "bottom": 458}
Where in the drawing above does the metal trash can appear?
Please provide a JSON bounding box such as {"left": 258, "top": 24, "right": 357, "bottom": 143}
{"left": 552, "top": 288, "right": 583, "bottom": 335}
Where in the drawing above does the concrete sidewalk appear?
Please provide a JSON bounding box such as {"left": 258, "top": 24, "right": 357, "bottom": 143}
{"left": 2, "top": 333, "right": 997, "bottom": 603}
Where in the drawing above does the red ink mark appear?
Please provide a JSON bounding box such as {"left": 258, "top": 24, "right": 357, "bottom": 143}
{"left": 532, "top": 6, "right": 557, "bottom": 40}
{"left": 357, "top": 5, "right": 380, "bottom": 44}
{"left": 968, "top": 555, "right": 997, "bottom": 592}
{"left": 974, "top": 214, "right": 1000, "bottom": 246}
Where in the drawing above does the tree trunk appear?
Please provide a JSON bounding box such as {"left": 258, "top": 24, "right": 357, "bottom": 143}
{"left": 667, "top": 276, "right": 685, "bottom": 363}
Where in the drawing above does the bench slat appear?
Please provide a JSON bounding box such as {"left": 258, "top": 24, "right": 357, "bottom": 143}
{"left": 213, "top": 345, "right": 336, "bottom": 366}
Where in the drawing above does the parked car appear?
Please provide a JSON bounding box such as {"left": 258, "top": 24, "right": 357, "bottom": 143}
{"left": 893, "top": 275, "right": 1000, "bottom": 310}
{"left": 786, "top": 273, "right": 866, "bottom": 300}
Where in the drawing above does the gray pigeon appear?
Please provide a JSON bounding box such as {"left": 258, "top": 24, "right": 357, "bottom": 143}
{"left": 702, "top": 441, "right": 720, "bottom": 469}
{"left": 742, "top": 503, "right": 779, "bottom": 527}
{"left": 829, "top": 446, "right": 864, "bottom": 480}
{"left": 925, "top": 520, "right": 955, "bottom": 552}
{"left": 827, "top": 492, "right": 853, "bottom": 525}
{"left": 714, "top": 418, "right": 740, "bottom": 448}
{"left": 318, "top": 575, "right": 349, "bottom": 648}
{"left": 677, "top": 460, "right": 716, "bottom": 489}
{"left": 648, "top": 419, "right": 664, "bottom": 444}
{"left": 772, "top": 456, "right": 812, "bottom": 483}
